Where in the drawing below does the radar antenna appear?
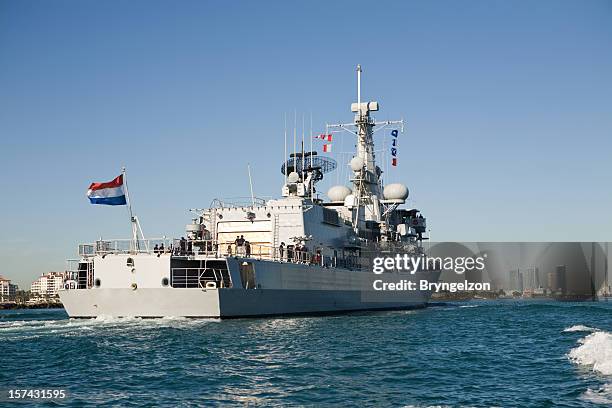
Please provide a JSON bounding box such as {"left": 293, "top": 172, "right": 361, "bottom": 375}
{"left": 280, "top": 152, "right": 337, "bottom": 198}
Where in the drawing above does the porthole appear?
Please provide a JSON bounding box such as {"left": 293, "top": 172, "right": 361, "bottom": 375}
{"left": 94, "top": 279, "right": 101, "bottom": 288}
{"left": 127, "top": 257, "right": 134, "bottom": 267}
{"left": 161, "top": 277, "right": 169, "bottom": 287}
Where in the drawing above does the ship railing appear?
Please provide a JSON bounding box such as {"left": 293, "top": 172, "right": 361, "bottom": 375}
{"left": 77, "top": 238, "right": 357, "bottom": 270}
{"left": 221, "top": 242, "right": 274, "bottom": 260}
{"left": 63, "top": 259, "right": 93, "bottom": 290}
{"left": 170, "top": 267, "right": 229, "bottom": 289}
{"left": 170, "top": 239, "right": 219, "bottom": 257}
{"left": 79, "top": 238, "right": 186, "bottom": 256}
{"left": 169, "top": 240, "right": 330, "bottom": 265}
{"left": 78, "top": 237, "right": 272, "bottom": 259}
{"left": 210, "top": 197, "right": 269, "bottom": 209}
{"left": 221, "top": 242, "right": 344, "bottom": 267}
{"left": 65, "top": 259, "right": 81, "bottom": 273}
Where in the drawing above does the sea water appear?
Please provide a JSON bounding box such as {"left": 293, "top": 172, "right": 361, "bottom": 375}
{"left": 1, "top": 300, "right": 611, "bottom": 407}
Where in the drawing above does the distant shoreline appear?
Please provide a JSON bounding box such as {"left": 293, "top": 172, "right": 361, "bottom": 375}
{"left": 0, "top": 303, "right": 64, "bottom": 310}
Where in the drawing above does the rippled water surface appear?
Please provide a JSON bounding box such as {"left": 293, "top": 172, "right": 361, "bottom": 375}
{"left": 1, "top": 301, "right": 611, "bottom": 407}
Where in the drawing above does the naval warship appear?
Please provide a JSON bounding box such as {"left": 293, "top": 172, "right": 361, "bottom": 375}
{"left": 60, "top": 65, "right": 441, "bottom": 317}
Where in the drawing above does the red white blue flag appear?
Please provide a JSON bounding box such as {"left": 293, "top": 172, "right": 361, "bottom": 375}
{"left": 86, "top": 174, "right": 127, "bottom": 205}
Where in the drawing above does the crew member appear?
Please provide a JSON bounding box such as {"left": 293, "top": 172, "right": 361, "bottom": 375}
{"left": 278, "top": 242, "right": 285, "bottom": 261}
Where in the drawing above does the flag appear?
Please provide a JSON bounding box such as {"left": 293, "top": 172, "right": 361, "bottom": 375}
{"left": 314, "top": 134, "right": 332, "bottom": 142}
{"left": 86, "top": 174, "right": 127, "bottom": 205}
{"left": 323, "top": 144, "right": 332, "bottom": 153}
{"left": 391, "top": 129, "right": 399, "bottom": 167}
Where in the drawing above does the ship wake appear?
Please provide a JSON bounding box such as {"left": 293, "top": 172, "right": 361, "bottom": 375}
{"left": 568, "top": 329, "right": 612, "bottom": 375}
{"left": 563, "top": 325, "right": 600, "bottom": 333}
{"left": 567, "top": 327, "right": 612, "bottom": 405}
{"left": 0, "top": 315, "right": 219, "bottom": 340}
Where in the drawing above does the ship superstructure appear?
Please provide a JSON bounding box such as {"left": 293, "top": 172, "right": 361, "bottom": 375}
{"left": 60, "top": 66, "right": 440, "bottom": 317}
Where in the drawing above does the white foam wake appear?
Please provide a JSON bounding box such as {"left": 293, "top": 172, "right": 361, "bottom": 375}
{"left": 568, "top": 330, "right": 612, "bottom": 376}
{"left": 564, "top": 325, "right": 599, "bottom": 333}
{"left": 581, "top": 383, "right": 612, "bottom": 405}
{"left": 0, "top": 315, "right": 218, "bottom": 337}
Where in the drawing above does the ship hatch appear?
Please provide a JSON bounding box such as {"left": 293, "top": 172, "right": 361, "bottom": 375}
{"left": 239, "top": 262, "right": 256, "bottom": 289}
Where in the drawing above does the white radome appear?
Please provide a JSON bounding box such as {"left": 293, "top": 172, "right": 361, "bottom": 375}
{"left": 287, "top": 172, "right": 300, "bottom": 183}
{"left": 350, "top": 157, "right": 364, "bottom": 172}
{"left": 383, "top": 183, "right": 409, "bottom": 202}
{"left": 344, "top": 194, "right": 357, "bottom": 208}
{"left": 327, "top": 185, "right": 352, "bottom": 202}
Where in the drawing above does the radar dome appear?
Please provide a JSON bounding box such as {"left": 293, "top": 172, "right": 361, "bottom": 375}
{"left": 344, "top": 194, "right": 357, "bottom": 208}
{"left": 327, "top": 185, "right": 352, "bottom": 202}
{"left": 350, "top": 157, "right": 364, "bottom": 172}
{"left": 287, "top": 172, "right": 299, "bottom": 183}
{"left": 383, "top": 183, "right": 409, "bottom": 202}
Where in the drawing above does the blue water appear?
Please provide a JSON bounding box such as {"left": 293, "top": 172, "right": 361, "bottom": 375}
{"left": 1, "top": 301, "right": 611, "bottom": 407}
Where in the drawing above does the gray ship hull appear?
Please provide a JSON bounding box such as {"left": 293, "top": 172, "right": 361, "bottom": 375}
{"left": 60, "top": 287, "right": 432, "bottom": 318}
{"left": 59, "top": 257, "right": 440, "bottom": 318}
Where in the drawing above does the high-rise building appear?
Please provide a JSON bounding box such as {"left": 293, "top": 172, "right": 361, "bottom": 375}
{"left": 0, "top": 276, "right": 18, "bottom": 302}
{"left": 522, "top": 267, "right": 540, "bottom": 291}
{"left": 548, "top": 265, "right": 567, "bottom": 295}
{"left": 31, "top": 272, "right": 67, "bottom": 297}
{"left": 509, "top": 269, "right": 523, "bottom": 293}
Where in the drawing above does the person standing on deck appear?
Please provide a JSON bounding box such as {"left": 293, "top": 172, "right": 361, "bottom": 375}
{"left": 278, "top": 242, "right": 285, "bottom": 261}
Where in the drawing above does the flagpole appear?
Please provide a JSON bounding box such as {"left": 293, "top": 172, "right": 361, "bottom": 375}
{"left": 122, "top": 167, "right": 139, "bottom": 251}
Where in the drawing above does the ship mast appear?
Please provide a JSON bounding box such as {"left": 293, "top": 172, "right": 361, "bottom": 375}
{"left": 354, "top": 64, "right": 380, "bottom": 197}
{"left": 328, "top": 65, "right": 403, "bottom": 229}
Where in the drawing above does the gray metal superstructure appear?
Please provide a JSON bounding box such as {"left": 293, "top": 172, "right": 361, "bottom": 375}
{"left": 60, "top": 65, "right": 440, "bottom": 317}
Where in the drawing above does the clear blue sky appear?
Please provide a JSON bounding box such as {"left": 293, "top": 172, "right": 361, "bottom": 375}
{"left": 1, "top": 0, "right": 611, "bottom": 288}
